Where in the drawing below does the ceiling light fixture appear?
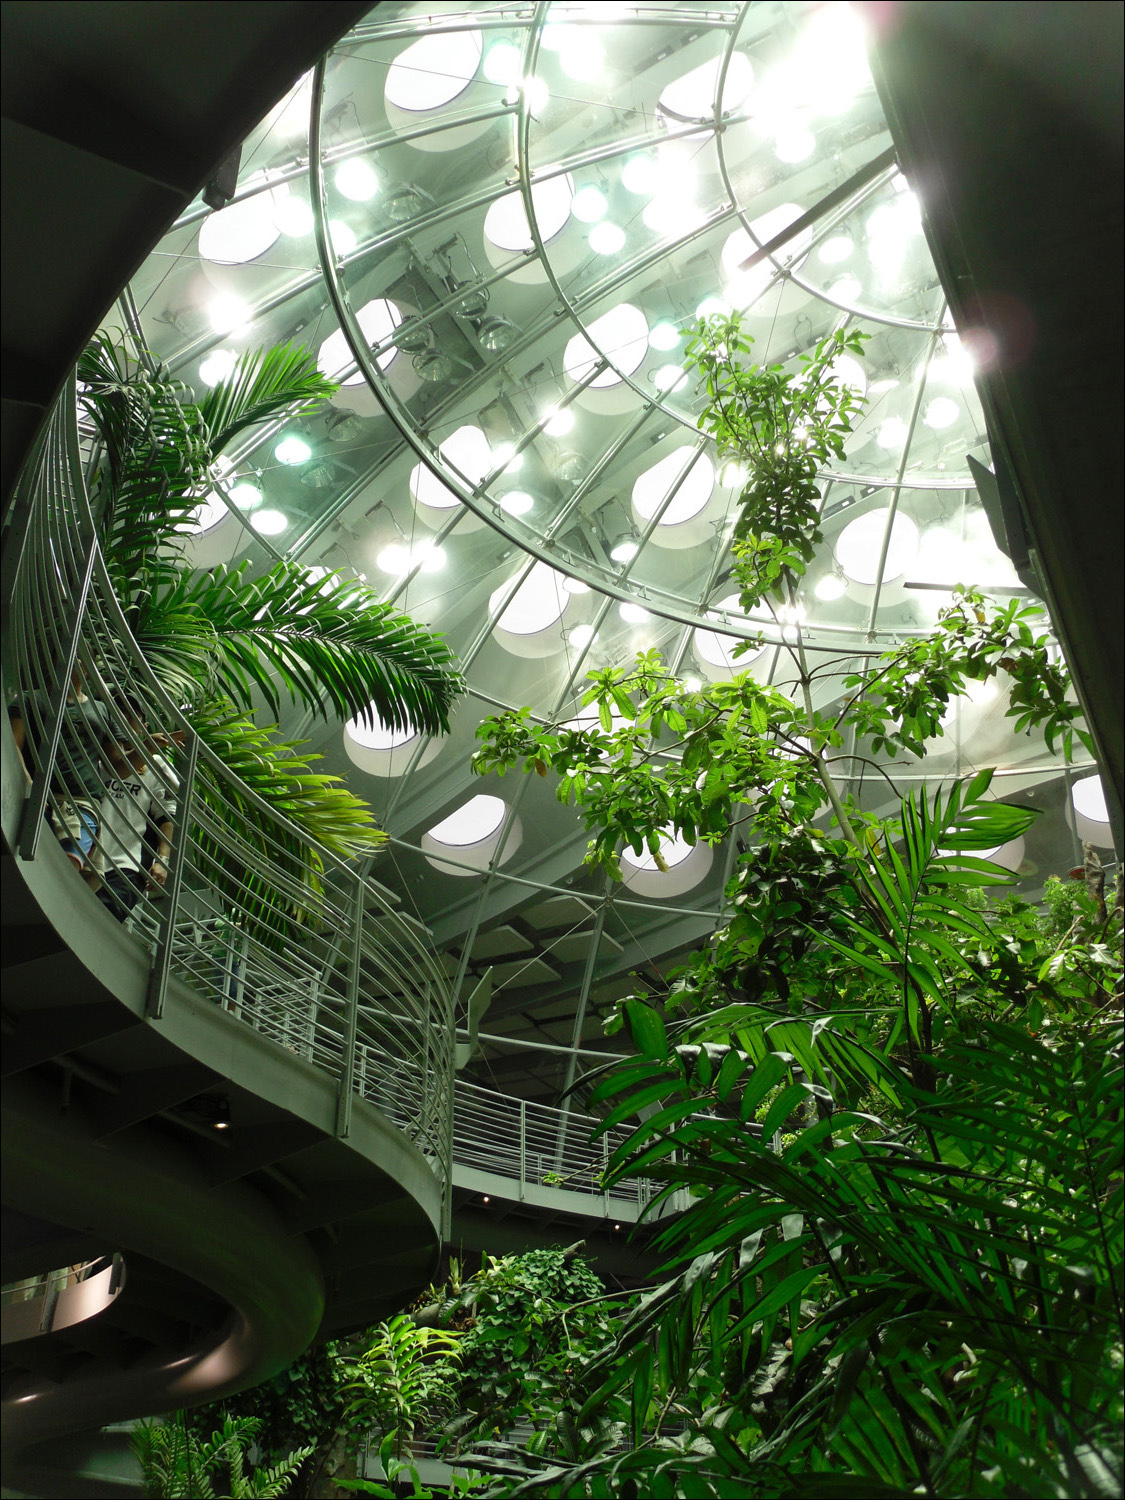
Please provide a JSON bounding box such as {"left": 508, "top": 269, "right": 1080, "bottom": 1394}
{"left": 478, "top": 315, "right": 520, "bottom": 354}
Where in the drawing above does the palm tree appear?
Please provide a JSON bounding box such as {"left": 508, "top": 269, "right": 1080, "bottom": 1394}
{"left": 76, "top": 333, "right": 462, "bottom": 932}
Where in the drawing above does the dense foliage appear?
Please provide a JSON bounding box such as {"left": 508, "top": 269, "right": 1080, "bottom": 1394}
{"left": 76, "top": 333, "right": 462, "bottom": 937}
{"left": 462, "top": 314, "right": 1121, "bottom": 1497}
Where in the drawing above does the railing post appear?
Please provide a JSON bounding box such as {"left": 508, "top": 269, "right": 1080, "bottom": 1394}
{"left": 17, "top": 532, "right": 98, "bottom": 861}
{"left": 518, "top": 1100, "right": 527, "bottom": 1201}
{"left": 335, "top": 874, "right": 364, "bottom": 1139}
{"left": 146, "top": 730, "right": 199, "bottom": 1020}
{"left": 601, "top": 1132, "right": 610, "bottom": 1203}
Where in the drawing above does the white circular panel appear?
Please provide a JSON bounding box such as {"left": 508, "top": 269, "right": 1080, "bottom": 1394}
{"left": 1070, "top": 776, "right": 1113, "bottom": 848}
{"left": 835, "top": 509, "right": 919, "bottom": 586}
{"left": 198, "top": 193, "right": 282, "bottom": 265}
{"left": 564, "top": 303, "right": 649, "bottom": 389}
{"left": 318, "top": 300, "right": 402, "bottom": 383}
{"left": 484, "top": 174, "right": 574, "bottom": 252}
{"left": 632, "top": 447, "right": 715, "bottom": 526}
{"left": 658, "top": 51, "right": 752, "bottom": 120}
{"left": 384, "top": 31, "right": 483, "bottom": 111}
{"left": 490, "top": 562, "right": 569, "bottom": 636}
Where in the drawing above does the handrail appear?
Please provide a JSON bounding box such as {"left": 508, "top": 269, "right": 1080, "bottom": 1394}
{"left": 452, "top": 1080, "right": 678, "bottom": 1216}
{"left": 3, "top": 377, "right": 455, "bottom": 1194}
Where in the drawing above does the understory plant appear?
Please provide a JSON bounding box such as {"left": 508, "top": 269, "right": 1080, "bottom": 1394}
{"left": 132, "top": 1412, "right": 313, "bottom": 1498}
{"left": 461, "top": 314, "right": 1121, "bottom": 1497}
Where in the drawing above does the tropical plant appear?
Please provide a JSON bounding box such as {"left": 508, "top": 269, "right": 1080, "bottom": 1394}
{"left": 343, "top": 1315, "right": 464, "bottom": 1465}
{"left": 132, "top": 1411, "right": 313, "bottom": 1498}
{"left": 76, "top": 332, "right": 462, "bottom": 936}
{"left": 183, "top": 1340, "right": 354, "bottom": 1499}
{"left": 459, "top": 313, "right": 1121, "bottom": 1497}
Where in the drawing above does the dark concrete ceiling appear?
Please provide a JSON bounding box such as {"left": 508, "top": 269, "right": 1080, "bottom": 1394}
{"left": 1, "top": 0, "right": 373, "bottom": 510}
{"left": 861, "top": 0, "right": 1124, "bottom": 844}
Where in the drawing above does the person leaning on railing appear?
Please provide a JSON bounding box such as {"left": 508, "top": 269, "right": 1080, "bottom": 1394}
{"left": 7, "top": 665, "right": 106, "bottom": 882}
{"left": 93, "top": 693, "right": 178, "bottom": 922}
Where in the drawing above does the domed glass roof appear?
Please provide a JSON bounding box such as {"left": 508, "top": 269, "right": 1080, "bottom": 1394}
{"left": 116, "top": 1, "right": 1092, "bottom": 1101}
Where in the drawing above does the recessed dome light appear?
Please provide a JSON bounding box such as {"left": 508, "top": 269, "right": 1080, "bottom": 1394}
{"left": 619, "top": 603, "right": 649, "bottom": 624}
{"left": 923, "top": 397, "right": 961, "bottom": 430}
{"left": 589, "top": 221, "right": 625, "bottom": 255}
{"left": 334, "top": 158, "right": 379, "bottom": 202}
{"left": 500, "top": 490, "right": 534, "bottom": 516}
{"left": 251, "top": 508, "right": 289, "bottom": 535}
{"left": 347, "top": 711, "right": 418, "bottom": 752}
{"left": 199, "top": 350, "right": 237, "bottom": 387}
{"left": 622, "top": 155, "right": 657, "bottom": 196}
{"left": 819, "top": 234, "right": 854, "bottom": 264}
{"left": 694, "top": 595, "right": 765, "bottom": 670}
{"left": 386, "top": 30, "right": 484, "bottom": 110}
{"left": 568, "top": 623, "right": 596, "bottom": 649}
{"left": 648, "top": 323, "right": 680, "bottom": 351}
{"left": 317, "top": 299, "right": 402, "bottom": 382}
{"left": 187, "top": 492, "right": 229, "bottom": 534}
{"left": 621, "top": 826, "right": 694, "bottom": 874}
{"left": 274, "top": 435, "right": 311, "bottom": 465}
{"left": 272, "top": 191, "right": 313, "bottom": 237}
{"left": 610, "top": 538, "right": 639, "bottom": 563}
{"left": 484, "top": 174, "right": 574, "bottom": 252}
{"left": 563, "top": 577, "right": 590, "bottom": 595}
{"left": 571, "top": 186, "right": 608, "bottom": 223}
{"left": 658, "top": 51, "right": 752, "bottom": 120}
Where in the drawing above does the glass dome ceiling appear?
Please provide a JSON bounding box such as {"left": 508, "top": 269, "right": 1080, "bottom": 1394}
{"left": 115, "top": 1, "right": 1096, "bottom": 1102}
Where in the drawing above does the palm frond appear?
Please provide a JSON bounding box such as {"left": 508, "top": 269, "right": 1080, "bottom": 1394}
{"left": 159, "top": 561, "right": 462, "bottom": 735}
{"left": 187, "top": 699, "right": 385, "bottom": 950}
{"left": 195, "top": 342, "right": 338, "bottom": 453}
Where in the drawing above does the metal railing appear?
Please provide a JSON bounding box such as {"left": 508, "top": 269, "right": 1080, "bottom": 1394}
{"left": 3, "top": 380, "right": 455, "bottom": 1190}
{"left": 453, "top": 1079, "right": 669, "bottom": 1213}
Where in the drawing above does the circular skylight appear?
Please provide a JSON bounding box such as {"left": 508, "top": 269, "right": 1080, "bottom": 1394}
{"left": 563, "top": 303, "right": 648, "bottom": 389}
{"left": 658, "top": 51, "right": 753, "bottom": 121}
{"left": 633, "top": 448, "right": 715, "bottom": 526}
{"left": 620, "top": 827, "right": 695, "bottom": 874}
{"left": 347, "top": 711, "right": 419, "bottom": 752}
{"left": 318, "top": 299, "right": 401, "bottom": 382}
{"left": 490, "top": 562, "right": 569, "bottom": 635}
{"left": 1070, "top": 776, "right": 1112, "bottom": 847}
{"left": 835, "top": 509, "right": 920, "bottom": 585}
{"left": 428, "top": 794, "right": 506, "bottom": 846}
{"left": 484, "top": 174, "right": 574, "bottom": 252}
{"left": 411, "top": 424, "right": 492, "bottom": 510}
{"left": 384, "top": 30, "right": 483, "bottom": 111}
{"left": 186, "top": 491, "right": 229, "bottom": 534}
{"left": 694, "top": 595, "right": 767, "bottom": 671}
{"left": 198, "top": 192, "right": 281, "bottom": 264}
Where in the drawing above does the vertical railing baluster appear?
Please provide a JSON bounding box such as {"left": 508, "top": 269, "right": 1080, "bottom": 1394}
{"left": 17, "top": 533, "right": 98, "bottom": 861}
{"left": 147, "top": 730, "right": 199, "bottom": 1019}
{"left": 335, "top": 875, "right": 364, "bottom": 1139}
{"left": 518, "top": 1100, "right": 527, "bottom": 1201}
